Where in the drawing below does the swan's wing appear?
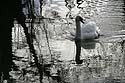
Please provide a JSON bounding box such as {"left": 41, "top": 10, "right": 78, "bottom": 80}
{"left": 81, "top": 21, "right": 98, "bottom": 33}
{"left": 81, "top": 22, "right": 100, "bottom": 39}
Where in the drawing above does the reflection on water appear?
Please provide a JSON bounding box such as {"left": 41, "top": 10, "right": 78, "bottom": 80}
{"left": 50, "top": 40, "right": 125, "bottom": 83}
{"left": 12, "top": 0, "right": 125, "bottom": 83}
{"left": 81, "top": 40, "right": 98, "bottom": 49}
{"left": 47, "top": 0, "right": 125, "bottom": 82}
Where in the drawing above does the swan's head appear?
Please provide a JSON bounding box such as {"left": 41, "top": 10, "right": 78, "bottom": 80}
{"left": 75, "top": 16, "right": 85, "bottom": 24}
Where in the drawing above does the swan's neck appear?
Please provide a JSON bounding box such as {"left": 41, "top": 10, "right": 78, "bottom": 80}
{"left": 76, "top": 20, "right": 81, "bottom": 39}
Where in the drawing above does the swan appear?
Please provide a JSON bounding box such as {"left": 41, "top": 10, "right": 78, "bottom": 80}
{"left": 75, "top": 16, "right": 100, "bottom": 64}
{"left": 75, "top": 16, "right": 100, "bottom": 40}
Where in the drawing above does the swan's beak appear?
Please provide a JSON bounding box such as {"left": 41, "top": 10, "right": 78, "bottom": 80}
{"left": 79, "top": 17, "right": 85, "bottom": 24}
{"left": 81, "top": 19, "right": 85, "bottom": 24}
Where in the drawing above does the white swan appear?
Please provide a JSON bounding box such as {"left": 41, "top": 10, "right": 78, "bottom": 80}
{"left": 75, "top": 16, "right": 100, "bottom": 64}
{"left": 75, "top": 16, "right": 100, "bottom": 40}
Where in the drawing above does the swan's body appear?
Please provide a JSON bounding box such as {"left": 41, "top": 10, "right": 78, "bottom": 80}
{"left": 75, "top": 16, "right": 100, "bottom": 40}
{"left": 81, "top": 21, "right": 100, "bottom": 39}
